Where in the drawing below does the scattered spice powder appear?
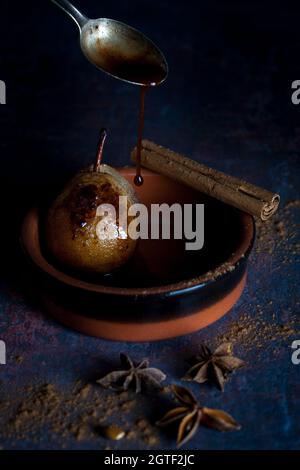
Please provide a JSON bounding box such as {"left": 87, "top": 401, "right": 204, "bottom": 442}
{"left": 126, "top": 418, "right": 159, "bottom": 446}
{"left": 216, "top": 312, "right": 299, "bottom": 352}
{"left": 216, "top": 199, "right": 300, "bottom": 353}
{"left": 14, "top": 355, "right": 23, "bottom": 365}
{"left": 0, "top": 380, "right": 160, "bottom": 448}
{"left": 255, "top": 199, "right": 300, "bottom": 258}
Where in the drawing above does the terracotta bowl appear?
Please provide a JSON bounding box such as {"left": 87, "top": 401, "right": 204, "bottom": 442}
{"left": 21, "top": 167, "right": 255, "bottom": 342}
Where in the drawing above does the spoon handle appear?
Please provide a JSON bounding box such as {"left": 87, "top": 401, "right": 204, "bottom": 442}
{"left": 51, "top": 0, "right": 88, "bottom": 30}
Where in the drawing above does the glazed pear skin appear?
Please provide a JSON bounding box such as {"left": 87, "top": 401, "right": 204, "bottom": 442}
{"left": 46, "top": 164, "right": 138, "bottom": 273}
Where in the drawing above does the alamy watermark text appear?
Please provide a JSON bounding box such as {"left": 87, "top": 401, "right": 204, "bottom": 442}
{"left": 95, "top": 197, "right": 204, "bottom": 251}
{"left": 291, "top": 340, "right": 300, "bottom": 365}
{"left": 0, "top": 80, "right": 6, "bottom": 104}
{"left": 0, "top": 340, "right": 6, "bottom": 364}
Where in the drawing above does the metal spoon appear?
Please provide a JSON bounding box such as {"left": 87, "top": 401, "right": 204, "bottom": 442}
{"left": 51, "top": 0, "right": 168, "bottom": 86}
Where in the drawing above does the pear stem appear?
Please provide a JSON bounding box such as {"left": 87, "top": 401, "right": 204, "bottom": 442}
{"left": 94, "top": 128, "right": 107, "bottom": 172}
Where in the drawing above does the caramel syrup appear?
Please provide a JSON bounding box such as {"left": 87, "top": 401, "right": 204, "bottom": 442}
{"left": 134, "top": 86, "right": 148, "bottom": 186}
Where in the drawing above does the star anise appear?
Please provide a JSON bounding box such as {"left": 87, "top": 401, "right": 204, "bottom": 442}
{"left": 157, "top": 385, "right": 240, "bottom": 447}
{"left": 183, "top": 342, "right": 245, "bottom": 391}
{"left": 97, "top": 353, "right": 166, "bottom": 393}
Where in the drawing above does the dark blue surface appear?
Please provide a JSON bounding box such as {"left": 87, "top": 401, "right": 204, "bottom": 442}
{"left": 0, "top": 0, "right": 299, "bottom": 450}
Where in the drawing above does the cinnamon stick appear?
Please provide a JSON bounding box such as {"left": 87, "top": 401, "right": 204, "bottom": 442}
{"left": 131, "top": 140, "right": 280, "bottom": 221}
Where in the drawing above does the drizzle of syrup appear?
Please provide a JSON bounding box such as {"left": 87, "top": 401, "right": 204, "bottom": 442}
{"left": 134, "top": 86, "right": 147, "bottom": 187}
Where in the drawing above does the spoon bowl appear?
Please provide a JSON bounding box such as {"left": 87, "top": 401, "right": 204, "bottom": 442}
{"left": 81, "top": 19, "right": 168, "bottom": 86}
{"left": 51, "top": 0, "right": 168, "bottom": 86}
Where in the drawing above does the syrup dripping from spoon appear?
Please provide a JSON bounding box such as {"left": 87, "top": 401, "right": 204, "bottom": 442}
{"left": 134, "top": 86, "right": 148, "bottom": 186}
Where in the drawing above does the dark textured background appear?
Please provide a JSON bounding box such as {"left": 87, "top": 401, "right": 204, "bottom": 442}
{"left": 0, "top": 0, "right": 299, "bottom": 450}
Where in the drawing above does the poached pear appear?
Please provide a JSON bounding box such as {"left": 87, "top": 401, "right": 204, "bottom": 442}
{"left": 46, "top": 129, "right": 138, "bottom": 273}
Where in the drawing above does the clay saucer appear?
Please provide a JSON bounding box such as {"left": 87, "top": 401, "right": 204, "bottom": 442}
{"left": 21, "top": 168, "right": 255, "bottom": 342}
